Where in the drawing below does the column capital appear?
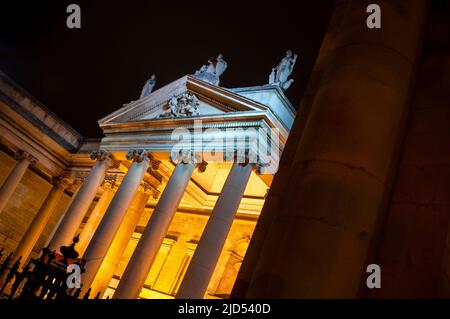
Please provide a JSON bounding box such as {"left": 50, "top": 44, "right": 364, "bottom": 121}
{"left": 14, "top": 150, "right": 38, "bottom": 165}
{"left": 126, "top": 149, "right": 151, "bottom": 163}
{"left": 90, "top": 151, "right": 120, "bottom": 168}
{"left": 90, "top": 150, "right": 108, "bottom": 161}
{"left": 126, "top": 150, "right": 161, "bottom": 171}
{"left": 170, "top": 149, "right": 201, "bottom": 166}
{"left": 51, "top": 176, "right": 71, "bottom": 188}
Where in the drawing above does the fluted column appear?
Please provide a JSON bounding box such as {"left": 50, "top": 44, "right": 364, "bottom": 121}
{"left": 176, "top": 161, "right": 253, "bottom": 299}
{"left": 80, "top": 150, "right": 158, "bottom": 294}
{"left": 49, "top": 151, "right": 119, "bottom": 252}
{"left": 0, "top": 150, "right": 37, "bottom": 214}
{"left": 12, "top": 176, "right": 69, "bottom": 267}
{"left": 113, "top": 150, "right": 202, "bottom": 299}
{"left": 90, "top": 182, "right": 155, "bottom": 296}
{"left": 77, "top": 176, "right": 118, "bottom": 256}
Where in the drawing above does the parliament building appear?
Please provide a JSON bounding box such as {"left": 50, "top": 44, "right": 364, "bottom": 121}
{"left": 1, "top": 0, "right": 450, "bottom": 299}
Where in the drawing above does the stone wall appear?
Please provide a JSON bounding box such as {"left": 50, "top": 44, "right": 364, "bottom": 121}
{"left": 0, "top": 150, "right": 72, "bottom": 260}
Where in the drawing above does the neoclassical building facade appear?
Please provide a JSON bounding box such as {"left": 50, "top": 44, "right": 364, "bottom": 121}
{"left": 2, "top": 0, "right": 450, "bottom": 300}
{"left": 0, "top": 63, "right": 295, "bottom": 299}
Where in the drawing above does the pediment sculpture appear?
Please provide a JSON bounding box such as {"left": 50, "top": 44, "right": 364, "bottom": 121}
{"left": 156, "top": 92, "right": 200, "bottom": 119}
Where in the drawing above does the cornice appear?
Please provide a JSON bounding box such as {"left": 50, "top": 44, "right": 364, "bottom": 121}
{"left": 0, "top": 71, "right": 83, "bottom": 151}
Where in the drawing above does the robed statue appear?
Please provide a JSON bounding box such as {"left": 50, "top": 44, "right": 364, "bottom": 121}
{"left": 206, "top": 53, "right": 228, "bottom": 77}
{"left": 140, "top": 74, "right": 157, "bottom": 98}
{"left": 194, "top": 54, "right": 228, "bottom": 86}
{"left": 269, "top": 50, "right": 298, "bottom": 91}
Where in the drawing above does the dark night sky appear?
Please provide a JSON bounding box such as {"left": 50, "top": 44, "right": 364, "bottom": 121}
{"left": 0, "top": 1, "right": 332, "bottom": 137}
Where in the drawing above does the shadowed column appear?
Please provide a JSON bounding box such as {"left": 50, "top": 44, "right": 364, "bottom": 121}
{"left": 176, "top": 162, "right": 253, "bottom": 299}
{"left": 244, "top": 0, "right": 430, "bottom": 298}
{"left": 77, "top": 176, "right": 117, "bottom": 256}
{"left": 231, "top": 0, "right": 345, "bottom": 298}
{"left": 0, "top": 150, "right": 37, "bottom": 214}
{"left": 12, "top": 176, "right": 69, "bottom": 267}
{"left": 43, "top": 180, "right": 82, "bottom": 248}
{"left": 49, "top": 151, "right": 118, "bottom": 252}
{"left": 113, "top": 151, "right": 201, "bottom": 299}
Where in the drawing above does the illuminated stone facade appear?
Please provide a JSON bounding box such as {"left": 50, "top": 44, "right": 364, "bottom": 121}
{"left": 4, "top": 1, "right": 449, "bottom": 300}
{"left": 0, "top": 70, "right": 295, "bottom": 299}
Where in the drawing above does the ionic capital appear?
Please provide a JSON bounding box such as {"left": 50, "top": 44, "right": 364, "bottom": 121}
{"left": 90, "top": 150, "right": 120, "bottom": 168}
{"left": 90, "top": 150, "right": 108, "bottom": 161}
{"left": 14, "top": 150, "right": 38, "bottom": 165}
{"left": 51, "top": 176, "right": 71, "bottom": 189}
{"left": 126, "top": 149, "right": 151, "bottom": 163}
{"left": 170, "top": 149, "right": 201, "bottom": 166}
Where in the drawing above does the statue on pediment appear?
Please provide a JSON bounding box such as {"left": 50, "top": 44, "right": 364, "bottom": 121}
{"left": 140, "top": 74, "right": 157, "bottom": 98}
{"left": 269, "top": 50, "right": 298, "bottom": 91}
{"left": 195, "top": 64, "right": 209, "bottom": 75}
{"left": 194, "top": 54, "right": 227, "bottom": 86}
{"left": 157, "top": 92, "right": 200, "bottom": 119}
{"left": 208, "top": 53, "right": 228, "bottom": 77}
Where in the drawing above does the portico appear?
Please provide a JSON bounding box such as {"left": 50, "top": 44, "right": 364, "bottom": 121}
{"left": 57, "top": 69, "right": 293, "bottom": 298}
{"left": 0, "top": 56, "right": 296, "bottom": 298}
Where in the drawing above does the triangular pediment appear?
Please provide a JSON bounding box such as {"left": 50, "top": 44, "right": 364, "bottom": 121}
{"left": 98, "top": 75, "right": 267, "bottom": 125}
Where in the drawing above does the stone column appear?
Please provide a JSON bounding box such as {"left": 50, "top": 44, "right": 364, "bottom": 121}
{"left": 12, "top": 176, "right": 69, "bottom": 267}
{"left": 43, "top": 180, "right": 82, "bottom": 248}
{"left": 77, "top": 176, "right": 118, "bottom": 256}
{"left": 0, "top": 150, "right": 37, "bottom": 214}
{"left": 244, "top": 0, "right": 430, "bottom": 298}
{"left": 49, "top": 151, "right": 118, "bottom": 252}
{"left": 80, "top": 150, "right": 157, "bottom": 294}
{"left": 113, "top": 151, "right": 201, "bottom": 299}
{"left": 90, "top": 182, "right": 154, "bottom": 296}
{"left": 176, "top": 162, "right": 253, "bottom": 299}
{"left": 231, "top": 1, "right": 347, "bottom": 298}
